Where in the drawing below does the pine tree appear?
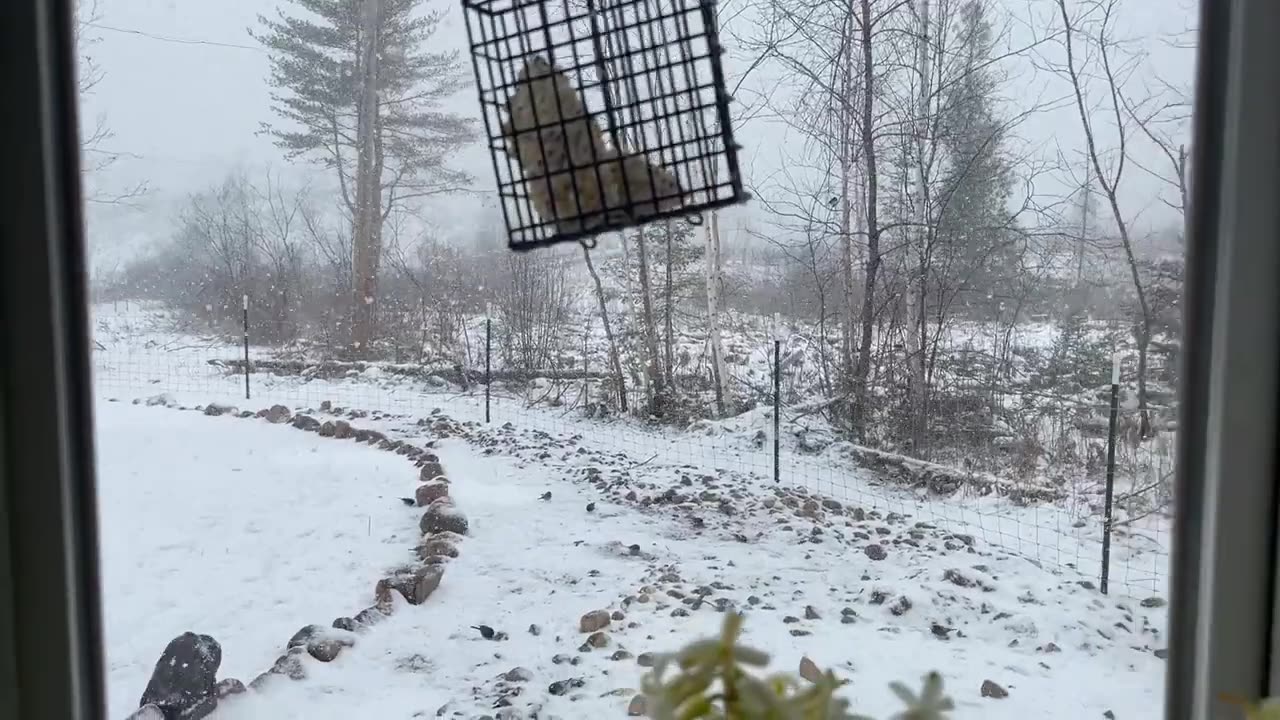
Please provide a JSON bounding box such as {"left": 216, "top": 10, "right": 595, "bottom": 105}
{"left": 253, "top": 0, "right": 476, "bottom": 355}
{"left": 934, "top": 0, "right": 1017, "bottom": 307}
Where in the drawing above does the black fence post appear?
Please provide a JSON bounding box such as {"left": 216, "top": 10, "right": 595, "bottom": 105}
{"left": 773, "top": 312, "right": 781, "bottom": 484}
{"left": 484, "top": 305, "right": 492, "bottom": 424}
{"left": 1100, "top": 352, "right": 1121, "bottom": 594}
{"left": 242, "top": 294, "right": 251, "bottom": 401}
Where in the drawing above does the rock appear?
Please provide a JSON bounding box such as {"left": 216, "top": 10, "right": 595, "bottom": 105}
{"left": 528, "top": 624, "right": 542, "bottom": 636}
{"left": 307, "top": 631, "right": 354, "bottom": 662}
{"left": 203, "top": 403, "right": 235, "bottom": 417}
{"left": 269, "top": 647, "right": 308, "bottom": 680}
{"left": 504, "top": 667, "right": 534, "bottom": 682}
{"left": 261, "top": 404, "right": 292, "bottom": 423}
{"left": 943, "top": 569, "right": 974, "bottom": 587}
{"left": 354, "top": 606, "right": 389, "bottom": 629}
{"left": 627, "top": 694, "right": 648, "bottom": 716}
{"left": 1141, "top": 596, "right": 1167, "bottom": 608}
{"left": 587, "top": 631, "right": 610, "bottom": 648}
{"left": 332, "top": 420, "right": 354, "bottom": 439}
{"left": 318, "top": 421, "right": 336, "bottom": 437}
{"left": 332, "top": 617, "right": 358, "bottom": 632}
{"left": 291, "top": 414, "right": 321, "bottom": 431}
{"left": 144, "top": 393, "right": 177, "bottom": 408}
{"left": 610, "top": 649, "right": 633, "bottom": 661}
{"left": 980, "top": 680, "right": 1008, "bottom": 699}
{"left": 419, "top": 462, "right": 447, "bottom": 482}
{"left": 416, "top": 481, "right": 450, "bottom": 507}
{"left": 320, "top": 400, "right": 332, "bottom": 411}
{"left": 138, "top": 632, "right": 222, "bottom": 718}
{"left": 798, "top": 656, "right": 822, "bottom": 683}
{"left": 214, "top": 678, "right": 245, "bottom": 698}
{"left": 636, "top": 652, "right": 655, "bottom": 667}
{"left": 420, "top": 501, "right": 469, "bottom": 535}
{"left": 864, "top": 544, "right": 888, "bottom": 561}
{"left": 611, "top": 610, "right": 626, "bottom": 621}
{"left": 414, "top": 536, "right": 459, "bottom": 562}
{"left": 804, "top": 605, "right": 821, "bottom": 620}
{"left": 125, "top": 705, "right": 165, "bottom": 720}
{"left": 889, "top": 596, "right": 912, "bottom": 616}
{"left": 548, "top": 678, "right": 585, "bottom": 695}
{"left": 1154, "top": 648, "right": 1169, "bottom": 659}
{"left": 580, "top": 609, "right": 612, "bottom": 633}
{"left": 377, "top": 564, "right": 445, "bottom": 605}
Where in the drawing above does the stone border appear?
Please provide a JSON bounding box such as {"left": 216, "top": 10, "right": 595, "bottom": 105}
{"left": 124, "top": 396, "right": 469, "bottom": 720}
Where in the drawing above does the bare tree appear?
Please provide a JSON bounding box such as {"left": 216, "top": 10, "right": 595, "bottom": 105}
{"left": 74, "top": 0, "right": 147, "bottom": 207}
{"left": 1052, "top": 0, "right": 1155, "bottom": 437}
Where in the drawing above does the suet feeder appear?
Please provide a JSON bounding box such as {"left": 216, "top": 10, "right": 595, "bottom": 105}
{"left": 462, "top": 0, "right": 749, "bottom": 250}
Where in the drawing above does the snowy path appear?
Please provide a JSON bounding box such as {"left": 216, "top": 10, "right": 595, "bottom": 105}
{"left": 95, "top": 401, "right": 421, "bottom": 719}
{"left": 209, "top": 411, "right": 1167, "bottom": 720}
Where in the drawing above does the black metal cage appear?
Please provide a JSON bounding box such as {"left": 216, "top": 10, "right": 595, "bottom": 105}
{"left": 462, "top": 0, "right": 749, "bottom": 250}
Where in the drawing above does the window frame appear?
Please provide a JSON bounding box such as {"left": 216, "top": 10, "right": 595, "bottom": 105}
{"left": 0, "top": 0, "right": 1276, "bottom": 718}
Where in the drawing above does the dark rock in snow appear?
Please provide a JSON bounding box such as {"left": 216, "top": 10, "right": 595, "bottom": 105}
{"left": 420, "top": 501, "right": 469, "bottom": 535}
{"left": 980, "top": 679, "right": 1009, "bottom": 699}
{"left": 261, "top": 405, "right": 292, "bottom": 423}
{"left": 214, "top": 678, "right": 246, "bottom": 698}
{"left": 864, "top": 544, "right": 888, "bottom": 561}
{"left": 138, "top": 632, "right": 222, "bottom": 719}
{"left": 291, "top": 414, "right": 321, "bottom": 431}
{"left": 415, "top": 481, "right": 450, "bottom": 507}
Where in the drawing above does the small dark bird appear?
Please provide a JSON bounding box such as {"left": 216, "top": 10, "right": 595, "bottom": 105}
{"left": 585, "top": 501, "right": 596, "bottom": 512}
{"left": 472, "top": 624, "right": 496, "bottom": 640}
{"left": 540, "top": 491, "right": 552, "bottom": 501}
{"left": 399, "top": 497, "right": 415, "bottom": 506}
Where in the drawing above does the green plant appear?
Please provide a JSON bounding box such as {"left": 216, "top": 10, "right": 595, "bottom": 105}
{"left": 639, "top": 612, "right": 954, "bottom": 720}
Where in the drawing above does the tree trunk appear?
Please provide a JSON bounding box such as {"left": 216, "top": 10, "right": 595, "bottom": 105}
{"left": 582, "top": 245, "right": 627, "bottom": 411}
{"left": 635, "top": 229, "right": 665, "bottom": 416}
{"left": 350, "top": 0, "right": 382, "bottom": 356}
{"left": 663, "top": 221, "right": 675, "bottom": 390}
{"left": 706, "top": 209, "right": 731, "bottom": 417}
{"left": 851, "top": 0, "right": 882, "bottom": 444}
{"left": 904, "top": 0, "right": 931, "bottom": 454}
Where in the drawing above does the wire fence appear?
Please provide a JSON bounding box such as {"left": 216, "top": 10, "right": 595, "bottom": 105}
{"left": 90, "top": 298, "right": 1173, "bottom": 599}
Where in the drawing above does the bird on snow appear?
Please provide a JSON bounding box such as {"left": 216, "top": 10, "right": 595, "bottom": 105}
{"left": 472, "top": 624, "right": 496, "bottom": 640}
{"left": 586, "top": 501, "right": 596, "bottom": 512}
{"left": 540, "top": 491, "right": 552, "bottom": 501}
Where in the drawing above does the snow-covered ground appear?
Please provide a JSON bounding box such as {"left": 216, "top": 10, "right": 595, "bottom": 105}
{"left": 90, "top": 302, "right": 1170, "bottom": 718}
{"left": 95, "top": 401, "right": 420, "bottom": 718}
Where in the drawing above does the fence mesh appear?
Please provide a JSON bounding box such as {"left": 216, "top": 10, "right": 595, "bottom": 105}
{"left": 90, "top": 298, "right": 1172, "bottom": 599}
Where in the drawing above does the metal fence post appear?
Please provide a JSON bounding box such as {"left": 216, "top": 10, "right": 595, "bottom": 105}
{"left": 485, "top": 304, "right": 492, "bottom": 424}
{"left": 1101, "top": 351, "right": 1121, "bottom": 594}
{"left": 242, "top": 294, "right": 251, "bottom": 400}
{"left": 773, "top": 312, "right": 781, "bottom": 484}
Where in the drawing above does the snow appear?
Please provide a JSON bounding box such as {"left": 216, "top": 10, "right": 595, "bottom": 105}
{"left": 95, "top": 401, "right": 420, "bottom": 719}
{"left": 89, "top": 304, "right": 1169, "bottom": 719}
{"left": 204, "top": 419, "right": 1165, "bottom": 719}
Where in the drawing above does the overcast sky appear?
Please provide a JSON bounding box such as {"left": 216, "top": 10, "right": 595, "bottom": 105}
{"left": 79, "top": 0, "right": 1198, "bottom": 271}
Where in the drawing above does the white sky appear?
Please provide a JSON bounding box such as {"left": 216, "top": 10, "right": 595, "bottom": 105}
{"left": 80, "top": 0, "right": 1199, "bottom": 271}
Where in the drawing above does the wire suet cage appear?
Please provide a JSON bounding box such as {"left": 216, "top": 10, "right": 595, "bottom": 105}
{"left": 462, "top": 0, "right": 749, "bottom": 250}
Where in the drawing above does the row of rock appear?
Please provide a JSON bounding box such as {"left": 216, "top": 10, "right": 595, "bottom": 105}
{"left": 126, "top": 399, "right": 470, "bottom": 720}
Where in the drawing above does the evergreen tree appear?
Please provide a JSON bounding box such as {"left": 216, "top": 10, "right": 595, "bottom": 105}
{"left": 934, "top": 0, "right": 1017, "bottom": 309}
{"left": 253, "top": 0, "right": 476, "bottom": 354}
